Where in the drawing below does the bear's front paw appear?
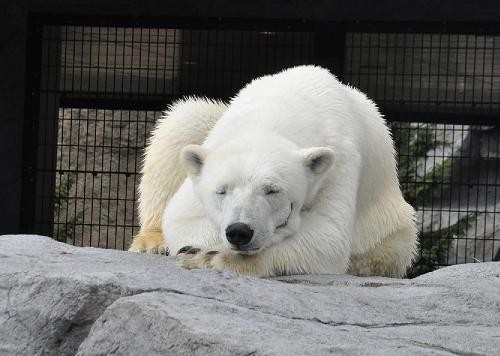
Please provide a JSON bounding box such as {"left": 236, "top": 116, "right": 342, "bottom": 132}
{"left": 176, "top": 246, "right": 265, "bottom": 277}
{"left": 128, "top": 230, "right": 168, "bottom": 255}
{"left": 176, "top": 246, "right": 221, "bottom": 269}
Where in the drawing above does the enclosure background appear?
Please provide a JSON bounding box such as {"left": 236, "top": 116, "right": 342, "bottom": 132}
{"left": 24, "top": 19, "right": 500, "bottom": 275}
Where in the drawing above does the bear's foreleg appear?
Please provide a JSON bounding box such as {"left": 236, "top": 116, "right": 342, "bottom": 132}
{"left": 177, "top": 208, "right": 353, "bottom": 277}
{"left": 129, "top": 98, "right": 227, "bottom": 254}
{"left": 128, "top": 229, "right": 167, "bottom": 254}
{"left": 348, "top": 224, "right": 417, "bottom": 278}
{"left": 178, "top": 245, "right": 268, "bottom": 277}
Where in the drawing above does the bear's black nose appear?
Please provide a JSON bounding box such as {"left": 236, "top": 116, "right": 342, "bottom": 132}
{"left": 225, "top": 223, "right": 254, "bottom": 246}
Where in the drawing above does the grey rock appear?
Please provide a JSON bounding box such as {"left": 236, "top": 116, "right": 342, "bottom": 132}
{"left": 0, "top": 235, "right": 499, "bottom": 355}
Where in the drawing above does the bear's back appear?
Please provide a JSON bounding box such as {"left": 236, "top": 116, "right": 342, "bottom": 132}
{"left": 204, "top": 66, "right": 390, "bottom": 158}
{"left": 205, "top": 66, "right": 347, "bottom": 148}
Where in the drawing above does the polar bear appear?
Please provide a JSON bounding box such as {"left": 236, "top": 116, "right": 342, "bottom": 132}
{"left": 129, "top": 65, "right": 417, "bottom": 277}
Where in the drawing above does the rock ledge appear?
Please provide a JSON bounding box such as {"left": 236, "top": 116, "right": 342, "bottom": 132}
{"left": 1, "top": 235, "right": 499, "bottom": 355}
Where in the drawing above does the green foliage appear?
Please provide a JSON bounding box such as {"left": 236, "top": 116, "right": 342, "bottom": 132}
{"left": 392, "top": 122, "right": 451, "bottom": 207}
{"left": 390, "top": 122, "right": 477, "bottom": 277}
{"left": 53, "top": 172, "right": 83, "bottom": 242}
{"left": 406, "top": 213, "right": 478, "bottom": 278}
{"left": 54, "top": 172, "right": 76, "bottom": 211}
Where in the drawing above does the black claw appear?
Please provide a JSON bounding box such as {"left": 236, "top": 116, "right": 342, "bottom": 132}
{"left": 205, "top": 250, "right": 219, "bottom": 256}
{"left": 177, "top": 246, "right": 193, "bottom": 255}
{"left": 186, "top": 247, "right": 201, "bottom": 255}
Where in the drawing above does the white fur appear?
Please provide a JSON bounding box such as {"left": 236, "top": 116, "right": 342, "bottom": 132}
{"left": 135, "top": 98, "right": 227, "bottom": 233}
{"left": 141, "top": 66, "right": 417, "bottom": 277}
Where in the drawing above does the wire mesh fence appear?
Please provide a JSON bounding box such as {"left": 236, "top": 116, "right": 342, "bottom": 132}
{"left": 52, "top": 108, "right": 158, "bottom": 249}
{"left": 345, "top": 31, "right": 500, "bottom": 275}
{"left": 24, "top": 19, "right": 500, "bottom": 275}
{"left": 345, "top": 32, "right": 500, "bottom": 113}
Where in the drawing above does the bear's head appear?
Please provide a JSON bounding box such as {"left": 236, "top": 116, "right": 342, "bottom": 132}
{"left": 180, "top": 136, "right": 334, "bottom": 254}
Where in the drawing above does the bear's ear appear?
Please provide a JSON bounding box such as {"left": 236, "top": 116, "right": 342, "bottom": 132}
{"left": 301, "top": 147, "right": 335, "bottom": 175}
{"left": 181, "top": 144, "right": 209, "bottom": 177}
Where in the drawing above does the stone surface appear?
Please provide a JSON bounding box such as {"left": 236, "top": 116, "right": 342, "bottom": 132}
{"left": 1, "top": 235, "right": 499, "bottom": 355}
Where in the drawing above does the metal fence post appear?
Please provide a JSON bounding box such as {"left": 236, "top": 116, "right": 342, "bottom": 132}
{"left": 314, "top": 24, "right": 346, "bottom": 80}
